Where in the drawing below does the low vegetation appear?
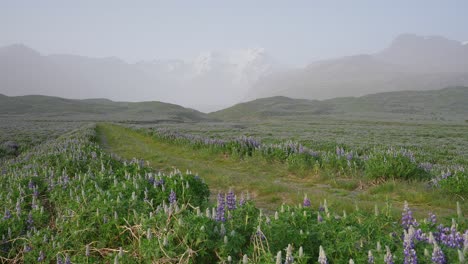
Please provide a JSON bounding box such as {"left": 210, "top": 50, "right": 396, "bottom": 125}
{"left": 1, "top": 123, "right": 467, "bottom": 263}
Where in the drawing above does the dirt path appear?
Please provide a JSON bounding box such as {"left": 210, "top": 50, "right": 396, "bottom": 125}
{"left": 95, "top": 123, "right": 458, "bottom": 217}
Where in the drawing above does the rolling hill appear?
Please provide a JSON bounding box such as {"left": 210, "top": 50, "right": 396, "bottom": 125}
{"left": 0, "top": 94, "right": 210, "bottom": 122}
{"left": 210, "top": 86, "right": 468, "bottom": 122}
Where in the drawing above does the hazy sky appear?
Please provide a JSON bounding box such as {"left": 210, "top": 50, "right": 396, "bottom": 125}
{"left": 1, "top": 0, "right": 468, "bottom": 65}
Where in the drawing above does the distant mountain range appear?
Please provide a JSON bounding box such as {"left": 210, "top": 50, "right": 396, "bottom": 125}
{"left": 211, "top": 86, "right": 468, "bottom": 122}
{"left": 1, "top": 86, "right": 467, "bottom": 122}
{"left": 246, "top": 34, "right": 468, "bottom": 100}
{"left": 1, "top": 34, "right": 468, "bottom": 111}
{"left": 0, "top": 45, "right": 277, "bottom": 112}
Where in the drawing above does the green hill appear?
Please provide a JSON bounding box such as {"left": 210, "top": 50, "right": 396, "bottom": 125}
{"left": 210, "top": 86, "right": 468, "bottom": 121}
{"left": 0, "top": 94, "right": 211, "bottom": 122}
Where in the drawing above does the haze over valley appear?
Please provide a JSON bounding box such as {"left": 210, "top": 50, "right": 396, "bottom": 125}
{"left": 2, "top": 34, "right": 468, "bottom": 112}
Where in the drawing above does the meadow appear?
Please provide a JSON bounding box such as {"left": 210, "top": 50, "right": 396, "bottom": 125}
{"left": 0, "top": 118, "right": 467, "bottom": 263}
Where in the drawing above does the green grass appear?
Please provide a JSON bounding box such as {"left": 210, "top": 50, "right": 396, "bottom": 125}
{"left": 96, "top": 123, "right": 464, "bottom": 218}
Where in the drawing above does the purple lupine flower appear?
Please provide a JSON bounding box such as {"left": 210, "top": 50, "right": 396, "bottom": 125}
{"left": 418, "top": 162, "right": 433, "bottom": 172}
{"left": 216, "top": 193, "right": 226, "bottom": 222}
{"left": 57, "top": 256, "right": 63, "bottom": 264}
{"left": 368, "top": 250, "right": 374, "bottom": 263}
{"left": 24, "top": 244, "right": 32, "bottom": 252}
{"left": 16, "top": 200, "right": 21, "bottom": 216}
{"left": 384, "top": 246, "right": 394, "bottom": 264}
{"left": 285, "top": 244, "right": 294, "bottom": 264}
{"left": 346, "top": 152, "right": 353, "bottom": 161}
{"left": 255, "top": 226, "right": 266, "bottom": 240}
{"left": 226, "top": 190, "right": 236, "bottom": 210}
{"left": 428, "top": 212, "right": 437, "bottom": 225}
{"left": 441, "top": 170, "right": 451, "bottom": 179}
{"left": 298, "top": 144, "right": 305, "bottom": 154}
{"left": 38, "top": 251, "right": 45, "bottom": 262}
{"left": 402, "top": 201, "right": 418, "bottom": 229}
{"left": 414, "top": 228, "right": 427, "bottom": 242}
{"left": 168, "top": 190, "right": 176, "bottom": 204}
{"left": 336, "top": 147, "right": 345, "bottom": 156}
{"left": 239, "top": 193, "right": 246, "bottom": 206}
{"left": 27, "top": 212, "right": 34, "bottom": 230}
{"left": 403, "top": 227, "right": 418, "bottom": 264}
{"left": 431, "top": 243, "right": 446, "bottom": 264}
{"left": 303, "top": 195, "right": 311, "bottom": 207}
{"left": 3, "top": 209, "right": 11, "bottom": 220}
{"left": 65, "top": 254, "right": 72, "bottom": 264}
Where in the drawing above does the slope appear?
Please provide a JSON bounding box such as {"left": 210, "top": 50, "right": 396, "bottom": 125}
{"left": 0, "top": 94, "right": 210, "bottom": 122}
{"left": 211, "top": 86, "right": 468, "bottom": 121}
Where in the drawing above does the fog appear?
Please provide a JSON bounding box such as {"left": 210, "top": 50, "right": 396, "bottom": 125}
{"left": 1, "top": 1, "right": 468, "bottom": 112}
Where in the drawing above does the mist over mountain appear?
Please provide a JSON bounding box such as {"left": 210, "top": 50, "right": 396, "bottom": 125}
{"left": 2, "top": 34, "right": 468, "bottom": 111}
{"left": 0, "top": 45, "right": 279, "bottom": 112}
{"left": 246, "top": 34, "right": 468, "bottom": 100}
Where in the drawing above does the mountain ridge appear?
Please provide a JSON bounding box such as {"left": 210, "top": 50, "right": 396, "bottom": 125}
{"left": 0, "top": 93, "right": 211, "bottom": 122}
{"left": 246, "top": 34, "right": 468, "bottom": 100}
{"left": 212, "top": 86, "right": 468, "bottom": 122}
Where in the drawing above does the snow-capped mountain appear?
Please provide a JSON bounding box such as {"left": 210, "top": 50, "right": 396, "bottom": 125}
{"left": 0, "top": 45, "right": 280, "bottom": 112}
{"left": 132, "top": 48, "right": 280, "bottom": 110}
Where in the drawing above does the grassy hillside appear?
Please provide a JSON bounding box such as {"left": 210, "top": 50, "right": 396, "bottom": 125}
{"left": 211, "top": 86, "right": 468, "bottom": 121}
{"left": 0, "top": 94, "right": 211, "bottom": 122}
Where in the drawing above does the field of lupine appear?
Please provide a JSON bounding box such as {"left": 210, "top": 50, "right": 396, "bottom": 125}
{"left": 0, "top": 120, "right": 467, "bottom": 263}
{"left": 0, "top": 119, "right": 85, "bottom": 161}
{"left": 136, "top": 126, "right": 467, "bottom": 199}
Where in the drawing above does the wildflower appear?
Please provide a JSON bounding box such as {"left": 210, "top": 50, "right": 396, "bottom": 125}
{"left": 27, "top": 212, "right": 34, "bottom": 230}
{"left": 317, "top": 212, "right": 323, "bottom": 223}
{"left": 368, "top": 250, "right": 374, "bottom": 263}
{"left": 431, "top": 243, "right": 446, "bottom": 264}
{"left": 384, "top": 246, "right": 394, "bottom": 264}
{"left": 403, "top": 227, "right": 418, "bottom": 264}
{"left": 303, "top": 195, "right": 311, "bottom": 207}
{"left": 427, "top": 212, "right": 437, "bottom": 225}
{"left": 239, "top": 193, "right": 246, "bottom": 206}
{"left": 215, "top": 193, "right": 226, "bottom": 222}
{"left": 38, "top": 251, "right": 45, "bottom": 262}
{"left": 275, "top": 251, "right": 282, "bottom": 264}
{"left": 226, "top": 190, "right": 236, "bottom": 210}
{"left": 168, "top": 190, "right": 176, "bottom": 204}
{"left": 285, "top": 244, "right": 294, "bottom": 264}
{"left": 402, "top": 201, "right": 418, "bottom": 229}
{"left": 318, "top": 245, "right": 327, "bottom": 264}
{"left": 3, "top": 209, "right": 11, "bottom": 220}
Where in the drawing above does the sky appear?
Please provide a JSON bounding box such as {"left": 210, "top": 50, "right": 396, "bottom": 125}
{"left": 1, "top": 0, "right": 468, "bottom": 66}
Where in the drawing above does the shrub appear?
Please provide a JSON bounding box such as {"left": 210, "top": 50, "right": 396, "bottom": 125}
{"left": 365, "top": 151, "right": 430, "bottom": 181}
{"left": 439, "top": 170, "right": 468, "bottom": 196}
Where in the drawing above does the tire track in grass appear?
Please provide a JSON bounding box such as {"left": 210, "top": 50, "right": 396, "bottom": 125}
{"left": 96, "top": 123, "right": 459, "bottom": 217}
